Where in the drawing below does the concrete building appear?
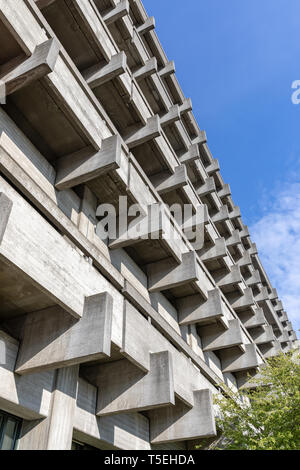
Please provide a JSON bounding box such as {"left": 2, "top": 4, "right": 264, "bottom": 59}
{"left": 0, "top": 0, "right": 298, "bottom": 451}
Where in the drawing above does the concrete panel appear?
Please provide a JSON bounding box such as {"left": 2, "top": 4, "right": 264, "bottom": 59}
{"left": 220, "top": 344, "right": 261, "bottom": 373}
{"left": 83, "top": 52, "right": 127, "bottom": 88}
{"left": 198, "top": 319, "right": 244, "bottom": 352}
{"left": 147, "top": 252, "right": 199, "bottom": 293}
{"left": 84, "top": 351, "right": 174, "bottom": 416}
{"left": 239, "top": 308, "right": 266, "bottom": 329}
{"left": 121, "top": 301, "right": 211, "bottom": 406}
{"left": 1, "top": 38, "right": 60, "bottom": 96}
{"left": 74, "top": 378, "right": 150, "bottom": 450}
{"left": 55, "top": 135, "right": 122, "bottom": 190}
{"left": 227, "top": 288, "right": 255, "bottom": 311}
{"left": 249, "top": 325, "right": 275, "bottom": 345}
{"left": 19, "top": 365, "right": 78, "bottom": 450}
{"left": 0, "top": 330, "right": 54, "bottom": 420}
{"left": 149, "top": 390, "right": 216, "bottom": 444}
{"left": 198, "top": 238, "right": 227, "bottom": 262}
{"left": 177, "top": 289, "right": 229, "bottom": 329}
{"left": 15, "top": 293, "right": 113, "bottom": 374}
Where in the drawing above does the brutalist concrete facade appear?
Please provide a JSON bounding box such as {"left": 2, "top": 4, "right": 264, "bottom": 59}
{"left": 0, "top": 0, "right": 298, "bottom": 451}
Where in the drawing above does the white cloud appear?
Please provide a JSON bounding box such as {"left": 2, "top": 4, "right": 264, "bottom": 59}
{"left": 250, "top": 182, "right": 300, "bottom": 337}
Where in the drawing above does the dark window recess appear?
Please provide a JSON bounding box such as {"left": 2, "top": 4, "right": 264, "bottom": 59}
{"left": 71, "top": 440, "right": 101, "bottom": 451}
{"left": 0, "top": 410, "right": 22, "bottom": 450}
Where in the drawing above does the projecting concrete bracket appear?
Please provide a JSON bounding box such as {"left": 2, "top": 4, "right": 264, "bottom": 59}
{"left": 15, "top": 293, "right": 113, "bottom": 375}
{"left": 149, "top": 389, "right": 216, "bottom": 444}
{"left": 83, "top": 351, "right": 175, "bottom": 416}
{"left": 220, "top": 344, "right": 261, "bottom": 373}
{"left": 150, "top": 165, "right": 188, "bottom": 195}
{"left": 147, "top": 252, "right": 199, "bottom": 293}
{"left": 55, "top": 135, "right": 122, "bottom": 190}
{"left": 124, "top": 116, "right": 161, "bottom": 148}
{"left": 198, "top": 319, "right": 244, "bottom": 352}
{"left": 177, "top": 289, "right": 229, "bottom": 329}
{"left": 0, "top": 38, "right": 60, "bottom": 96}
{"left": 198, "top": 237, "right": 227, "bottom": 262}
{"left": 83, "top": 52, "right": 127, "bottom": 89}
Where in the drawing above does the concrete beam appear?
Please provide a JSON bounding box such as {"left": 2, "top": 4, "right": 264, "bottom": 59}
{"left": 206, "top": 159, "right": 220, "bottom": 175}
{"left": 269, "top": 288, "right": 278, "bottom": 301}
{"left": 245, "top": 270, "right": 261, "bottom": 287}
{"left": 55, "top": 135, "right": 122, "bottom": 190}
{"left": 121, "top": 301, "right": 199, "bottom": 406}
{"left": 196, "top": 176, "right": 216, "bottom": 197}
{"left": 211, "top": 205, "right": 229, "bottom": 224}
{"left": 107, "top": 206, "right": 181, "bottom": 263}
{"left": 254, "top": 286, "right": 269, "bottom": 302}
{"left": 221, "top": 344, "right": 261, "bottom": 373}
{"left": 198, "top": 237, "right": 227, "bottom": 262}
{"left": 179, "top": 98, "right": 193, "bottom": 115}
{"left": 18, "top": 366, "right": 78, "bottom": 450}
{"left": 199, "top": 319, "right": 244, "bottom": 352}
{"left": 214, "top": 265, "right": 242, "bottom": 288}
{"left": 149, "top": 390, "right": 216, "bottom": 444}
{"left": 277, "top": 330, "right": 289, "bottom": 343}
{"left": 177, "top": 289, "right": 229, "bottom": 328}
{"left": 225, "top": 229, "right": 241, "bottom": 248}
{"left": 239, "top": 225, "right": 250, "bottom": 238}
{"left": 137, "top": 16, "right": 156, "bottom": 35}
{"left": 275, "top": 300, "right": 284, "bottom": 312}
{"left": 84, "top": 351, "right": 175, "bottom": 416}
{"left": 236, "top": 252, "right": 252, "bottom": 267}
{"left": 258, "top": 340, "right": 282, "bottom": 358}
{"left": 0, "top": 331, "right": 54, "bottom": 420}
{"left": 125, "top": 116, "right": 161, "bottom": 148}
{"left": 248, "top": 242, "right": 258, "bottom": 256}
{"left": 239, "top": 308, "right": 266, "bottom": 329}
{"left": 102, "top": 0, "right": 129, "bottom": 25}
{"left": 158, "top": 61, "right": 175, "bottom": 78}
{"left": 134, "top": 57, "right": 158, "bottom": 81}
{"left": 150, "top": 165, "right": 188, "bottom": 195}
{"left": 192, "top": 131, "right": 207, "bottom": 146}
{"left": 227, "top": 288, "right": 255, "bottom": 311}
{"left": 249, "top": 325, "right": 275, "bottom": 345}
{"left": 0, "top": 185, "right": 88, "bottom": 319}
{"left": 147, "top": 252, "right": 199, "bottom": 293}
{"left": 0, "top": 38, "right": 60, "bottom": 96}
{"left": 218, "top": 184, "right": 231, "bottom": 199}
{"left": 15, "top": 293, "right": 113, "bottom": 375}
{"left": 179, "top": 144, "right": 200, "bottom": 164}
{"left": 229, "top": 206, "right": 241, "bottom": 220}
{"left": 83, "top": 52, "right": 127, "bottom": 88}
{"left": 160, "top": 105, "right": 181, "bottom": 128}
{"left": 74, "top": 378, "right": 151, "bottom": 450}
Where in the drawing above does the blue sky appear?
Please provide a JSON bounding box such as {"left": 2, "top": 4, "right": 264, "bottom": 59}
{"left": 143, "top": 0, "right": 300, "bottom": 334}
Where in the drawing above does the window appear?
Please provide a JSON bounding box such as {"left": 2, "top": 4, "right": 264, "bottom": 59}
{"left": 0, "top": 410, "right": 22, "bottom": 450}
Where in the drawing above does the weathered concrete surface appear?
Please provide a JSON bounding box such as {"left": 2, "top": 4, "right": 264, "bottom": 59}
{"left": 0, "top": 330, "right": 54, "bottom": 420}
{"left": 74, "top": 378, "right": 150, "bottom": 450}
{"left": 84, "top": 351, "right": 175, "bottom": 416}
{"left": 18, "top": 366, "right": 78, "bottom": 450}
{"left": 198, "top": 319, "right": 244, "bottom": 352}
{"left": 149, "top": 390, "right": 216, "bottom": 444}
{"left": 15, "top": 293, "right": 113, "bottom": 374}
{"left": 220, "top": 344, "right": 262, "bottom": 373}
{"left": 177, "top": 289, "right": 229, "bottom": 328}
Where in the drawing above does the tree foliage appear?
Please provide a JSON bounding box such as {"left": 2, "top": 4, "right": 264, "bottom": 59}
{"left": 212, "top": 350, "right": 300, "bottom": 450}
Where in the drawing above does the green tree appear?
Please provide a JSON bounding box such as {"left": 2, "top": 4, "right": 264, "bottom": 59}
{"left": 212, "top": 350, "right": 300, "bottom": 450}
